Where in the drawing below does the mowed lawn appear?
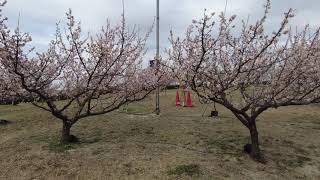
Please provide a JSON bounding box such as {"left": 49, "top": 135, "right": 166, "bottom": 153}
{"left": 0, "top": 90, "right": 320, "bottom": 180}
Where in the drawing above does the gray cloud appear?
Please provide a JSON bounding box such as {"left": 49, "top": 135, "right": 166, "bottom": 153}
{"left": 3, "top": 0, "right": 320, "bottom": 61}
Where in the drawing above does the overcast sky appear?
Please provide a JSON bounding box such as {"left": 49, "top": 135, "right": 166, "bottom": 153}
{"left": 3, "top": 0, "right": 320, "bottom": 62}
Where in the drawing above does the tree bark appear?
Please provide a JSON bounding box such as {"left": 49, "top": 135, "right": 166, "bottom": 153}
{"left": 248, "top": 121, "right": 262, "bottom": 160}
{"left": 61, "top": 121, "right": 73, "bottom": 144}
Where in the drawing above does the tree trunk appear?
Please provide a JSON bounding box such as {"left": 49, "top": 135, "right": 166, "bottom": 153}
{"left": 248, "top": 121, "right": 262, "bottom": 160}
{"left": 61, "top": 121, "right": 72, "bottom": 144}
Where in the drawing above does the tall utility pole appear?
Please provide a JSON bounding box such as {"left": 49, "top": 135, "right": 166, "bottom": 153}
{"left": 155, "top": 0, "right": 160, "bottom": 115}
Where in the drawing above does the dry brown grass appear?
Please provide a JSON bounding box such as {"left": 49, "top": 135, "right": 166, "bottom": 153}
{"left": 1, "top": 90, "right": 320, "bottom": 180}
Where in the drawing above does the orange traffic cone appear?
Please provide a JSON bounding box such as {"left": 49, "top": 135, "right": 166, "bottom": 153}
{"left": 186, "top": 90, "right": 192, "bottom": 107}
{"left": 176, "top": 91, "right": 181, "bottom": 106}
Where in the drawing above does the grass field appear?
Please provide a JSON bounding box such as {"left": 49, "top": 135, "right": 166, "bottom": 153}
{"left": 1, "top": 90, "right": 320, "bottom": 180}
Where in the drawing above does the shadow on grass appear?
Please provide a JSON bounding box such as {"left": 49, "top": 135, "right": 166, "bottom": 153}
{"left": 206, "top": 138, "right": 247, "bottom": 152}
{"left": 193, "top": 131, "right": 249, "bottom": 156}
{"left": 28, "top": 131, "right": 104, "bottom": 153}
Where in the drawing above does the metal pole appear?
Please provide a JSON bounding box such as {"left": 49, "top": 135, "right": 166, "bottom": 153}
{"left": 155, "top": 0, "right": 160, "bottom": 115}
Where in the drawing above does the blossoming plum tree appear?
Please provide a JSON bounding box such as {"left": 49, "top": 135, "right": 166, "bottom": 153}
{"left": 0, "top": 2, "right": 162, "bottom": 143}
{"left": 167, "top": 0, "right": 320, "bottom": 160}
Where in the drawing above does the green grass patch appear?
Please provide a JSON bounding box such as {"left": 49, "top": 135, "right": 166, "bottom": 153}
{"left": 47, "top": 136, "right": 78, "bottom": 153}
{"left": 167, "top": 164, "right": 201, "bottom": 177}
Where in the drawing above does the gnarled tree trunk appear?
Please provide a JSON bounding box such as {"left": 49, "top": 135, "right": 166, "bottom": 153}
{"left": 248, "top": 120, "right": 261, "bottom": 160}
{"left": 61, "top": 121, "right": 73, "bottom": 143}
